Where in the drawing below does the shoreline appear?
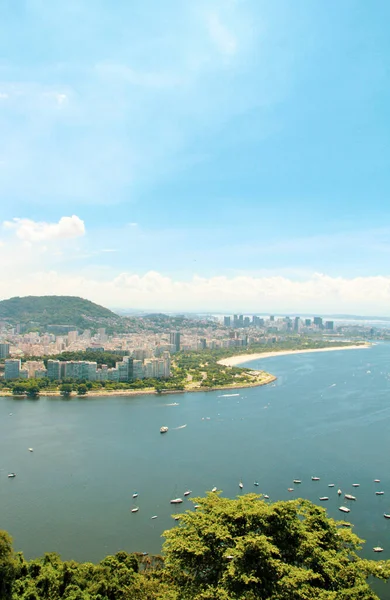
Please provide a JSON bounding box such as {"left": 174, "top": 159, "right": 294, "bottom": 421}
{"left": 218, "top": 343, "right": 371, "bottom": 367}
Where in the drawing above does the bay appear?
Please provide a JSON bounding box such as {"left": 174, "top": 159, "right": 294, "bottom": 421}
{"left": 1, "top": 342, "right": 390, "bottom": 595}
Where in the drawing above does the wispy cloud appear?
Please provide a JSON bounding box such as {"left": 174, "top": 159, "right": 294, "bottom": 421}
{"left": 207, "top": 12, "right": 237, "bottom": 56}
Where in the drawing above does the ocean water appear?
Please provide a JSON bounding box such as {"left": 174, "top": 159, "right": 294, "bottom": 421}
{"left": 1, "top": 343, "right": 390, "bottom": 595}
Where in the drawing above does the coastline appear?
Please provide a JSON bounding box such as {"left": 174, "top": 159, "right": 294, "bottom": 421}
{"left": 218, "top": 343, "right": 371, "bottom": 367}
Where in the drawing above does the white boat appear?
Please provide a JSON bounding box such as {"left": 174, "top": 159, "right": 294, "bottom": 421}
{"left": 194, "top": 504, "right": 201, "bottom": 509}
{"left": 328, "top": 484, "right": 335, "bottom": 487}
{"left": 339, "top": 506, "right": 350, "bottom": 513}
{"left": 376, "top": 491, "right": 385, "bottom": 496}
{"left": 352, "top": 483, "right": 360, "bottom": 487}
{"left": 311, "top": 477, "right": 320, "bottom": 481}
{"left": 239, "top": 481, "right": 243, "bottom": 489}
{"left": 384, "top": 514, "right": 390, "bottom": 519}
{"left": 8, "top": 473, "right": 16, "bottom": 478}
{"left": 184, "top": 490, "right": 192, "bottom": 497}
{"left": 319, "top": 497, "right": 329, "bottom": 501}
{"left": 160, "top": 426, "right": 168, "bottom": 433}
{"left": 28, "top": 448, "right": 34, "bottom": 452}
{"left": 254, "top": 481, "right": 259, "bottom": 486}
{"left": 173, "top": 515, "right": 180, "bottom": 521}
{"left": 132, "top": 493, "right": 138, "bottom": 498}
{"left": 131, "top": 507, "right": 139, "bottom": 513}
{"left": 337, "top": 489, "right": 342, "bottom": 495}
{"left": 373, "top": 547, "right": 384, "bottom": 553}
{"left": 151, "top": 515, "right": 158, "bottom": 519}
{"left": 288, "top": 488, "right": 294, "bottom": 492}
{"left": 211, "top": 487, "right": 217, "bottom": 492}
{"left": 344, "top": 494, "right": 356, "bottom": 501}
{"left": 293, "top": 480, "right": 301, "bottom": 484}
{"left": 374, "top": 479, "right": 381, "bottom": 483}
{"left": 263, "top": 494, "right": 270, "bottom": 499}
{"left": 170, "top": 498, "right": 183, "bottom": 504}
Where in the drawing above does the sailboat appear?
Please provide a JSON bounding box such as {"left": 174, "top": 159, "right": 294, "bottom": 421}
{"left": 239, "top": 480, "right": 243, "bottom": 489}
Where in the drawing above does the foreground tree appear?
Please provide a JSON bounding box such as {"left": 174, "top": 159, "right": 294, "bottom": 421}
{"left": 59, "top": 383, "right": 72, "bottom": 398}
{"left": 76, "top": 384, "right": 88, "bottom": 396}
{"left": 163, "top": 493, "right": 390, "bottom": 599}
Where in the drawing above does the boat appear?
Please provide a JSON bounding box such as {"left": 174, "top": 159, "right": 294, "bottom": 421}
{"left": 28, "top": 448, "right": 33, "bottom": 452}
{"left": 132, "top": 493, "right": 138, "bottom": 499}
{"left": 288, "top": 488, "right": 294, "bottom": 492}
{"left": 328, "top": 484, "right": 335, "bottom": 487}
{"left": 339, "top": 506, "right": 350, "bottom": 513}
{"left": 376, "top": 491, "right": 385, "bottom": 496}
{"left": 293, "top": 480, "right": 301, "bottom": 484}
{"left": 184, "top": 490, "right": 192, "bottom": 497}
{"left": 337, "top": 489, "right": 342, "bottom": 495}
{"left": 239, "top": 480, "right": 243, "bottom": 489}
{"left": 373, "top": 547, "right": 384, "bottom": 553}
{"left": 374, "top": 479, "right": 381, "bottom": 483}
{"left": 344, "top": 494, "right": 356, "bottom": 501}
{"left": 263, "top": 494, "right": 270, "bottom": 499}
{"left": 319, "top": 497, "right": 329, "bottom": 501}
{"left": 160, "top": 426, "right": 168, "bottom": 433}
{"left": 211, "top": 487, "right": 217, "bottom": 492}
{"left": 352, "top": 483, "right": 360, "bottom": 487}
{"left": 254, "top": 481, "right": 259, "bottom": 486}
{"left": 151, "top": 516, "right": 158, "bottom": 519}
{"left": 131, "top": 507, "right": 139, "bottom": 513}
{"left": 170, "top": 498, "right": 183, "bottom": 504}
{"left": 384, "top": 514, "right": 390, "bottom": 519}
{"left": 311, "top": 477, "right": 320, "bottom": 481}
{"left": 194, "top": 504, "right": 201, "bottom": 509}
{"left": 8, "top": 473, "right": 16, "bottom": 478}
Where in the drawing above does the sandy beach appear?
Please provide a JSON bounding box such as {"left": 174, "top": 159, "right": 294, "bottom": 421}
{"left": 218, "top": 344, "right": 371, "bottom": 367}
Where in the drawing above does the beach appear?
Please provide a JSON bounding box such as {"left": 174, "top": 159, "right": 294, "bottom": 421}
{"left": 218, "top": 343, "right": 371, "bottom": 367}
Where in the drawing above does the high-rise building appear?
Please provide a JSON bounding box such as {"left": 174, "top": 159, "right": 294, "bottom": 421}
{"left": 313, "top": 317, "right": 323, "bottom": 328}
{"left": 270, "top": 315, "right": 275, "bottom": 322}
{"left": 67, "top": 331, "right": 78, "bottom": 344}
{"left": 294, "top": 317, "right": 300, "bottom": 332}
{"left": 199, "top": 338, "right": 207, "bottom": 350}
{"left": 325, "top": 321, "right": 334, "bottom": 330}
{"left": 169, "top": 332, "right": 181, "bottom": 352}
{"left": 243, "top": 317, "right": 250, "bottom": 327}
{"left": 0, "top": 343, "right": 10, "bottom": 358}
{"left": 305, "top": 318, "right": 312, "bottom": 327}
{"left": 4, "top": 359, "right": 21, "bottom": 380}
{"left": 223, "top": 316, "right": 231, "bottom": 327}
{"left": 47, "top": 360, "right": 61, "bottom": 380}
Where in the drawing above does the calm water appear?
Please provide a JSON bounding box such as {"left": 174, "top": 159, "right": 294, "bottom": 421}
{"left": 1, "top": 343, "right": 390, "bottom": 594}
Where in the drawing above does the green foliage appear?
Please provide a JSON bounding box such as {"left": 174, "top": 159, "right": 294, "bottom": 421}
{"left": 76, "top": 384, "right": 88, "bottom": 396}
{"left": 59, "top": 383, "right": 72, "bottom": 397}
{"left": 1, "top": 494, "right": 390, "bottom": 599}
{"left": 163, "top": 494, "right": 390, "bottom": 599}
{"left": 0, "top": 295, "right": 120, "bottom": 330}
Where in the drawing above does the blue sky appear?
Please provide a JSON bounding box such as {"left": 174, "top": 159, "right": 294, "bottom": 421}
{"left": 1, "top": 1, "right": 390, "bottom": 313}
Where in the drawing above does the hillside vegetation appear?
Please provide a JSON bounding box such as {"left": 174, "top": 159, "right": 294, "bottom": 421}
{"left": 0, "top": 295, "right": 120, "bottom": 330}
{"left": 1, "top": 494, "right": 389, "bottom": 599}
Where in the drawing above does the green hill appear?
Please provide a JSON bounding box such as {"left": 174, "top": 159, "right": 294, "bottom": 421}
{"left": 0, "top": 295, "right": 121, "bottom": 330}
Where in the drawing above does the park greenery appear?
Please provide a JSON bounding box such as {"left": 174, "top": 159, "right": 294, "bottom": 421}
{"left": 0, "top": 339, "right": 363, "bottom": 397}
{"left": 1, "top": 494, "right": 389, "bottom": 599}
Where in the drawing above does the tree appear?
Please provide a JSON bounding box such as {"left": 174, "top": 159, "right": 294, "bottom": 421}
{"left": 77, "top": 384, "right": 87, "bottom": 396}
{"left": 59, "top": 383, "right": 73, "bottom": 397}
{"left": 163, "top": 494, "right": 390, "bottom": 599}
{"left": 11, "top": 383, "right": 26, "bottom": 396}
{"left": 25, "top": 383, "right": 40, "bottom": 398}
{"left": 0, "top": 530, "right": 17, "bottom": 599}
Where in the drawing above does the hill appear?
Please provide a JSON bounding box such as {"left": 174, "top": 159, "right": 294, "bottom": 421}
{"left": 0, "top": 295, "right": 121, "bottom": 330}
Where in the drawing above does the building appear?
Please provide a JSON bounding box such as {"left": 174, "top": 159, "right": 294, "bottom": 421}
{"left": 304, "top": 318, "right": 312, "bottom": 327}
{"left": 67, "top": 331, "right": 78, "bottom": 344}
{"left": 169, "top": 332, "right": 181, "bottom": 352}
{"left": 294, "top": 317, "right": 300, "bottom": 332}
{"left": 223, "top": 316, "right": 231, "bottom": 327}
{"left": 325, "top": 321, "right": 334, "bottom": 330}
{"left": 313, "top": 317, "right": 323, "bottom": 328}
{"left": 4, "top": 359, "right": 21, "bottom": 380}
{"left": 47, "top": 360, "right": 61, "bottom": 380}
{"left": 0, "top": 343, "right": 10, "bottom": 358}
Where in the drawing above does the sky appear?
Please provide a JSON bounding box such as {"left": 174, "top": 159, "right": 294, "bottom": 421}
{"left": 1, "top": 0, "right": 390, "bottom": 314}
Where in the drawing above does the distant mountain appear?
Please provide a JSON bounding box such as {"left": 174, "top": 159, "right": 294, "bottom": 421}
{"left": 0, "top": 295, "right": 121, "bottom": 330}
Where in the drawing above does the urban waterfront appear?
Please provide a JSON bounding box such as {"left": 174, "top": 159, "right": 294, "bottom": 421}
{"left": 2, "top": 344, "right": 390, "bottom": 584}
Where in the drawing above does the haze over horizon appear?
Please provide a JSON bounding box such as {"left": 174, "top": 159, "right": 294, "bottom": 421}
{"left": 1, "top": 2, "right": 390, "bottom": 314}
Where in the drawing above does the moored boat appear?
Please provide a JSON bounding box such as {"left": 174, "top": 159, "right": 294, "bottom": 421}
{"left": 344, "top": 494, "right": 356, "bottom": 501}
{"left": 131, "top": 507, "right": 139, "bottom": 513}
{"left": 160, "top": 426, "right": 168, "bottom": 433}
{"left": 8, "top": 473, "right": 16, "bottom": 478}
{"left": 254, "top": 481, "right": 259, "bottom": 486}
{"left": 328, "top": 484, "right": 335, "bottom": 487}
{"left": 211, "top": 487, "right": 217, "bottom": 492}
{"left": 352, "top": 484, "right": 360, "bottom": 487}
{"left": 376, "top": 491, "right": 385, "bottom": 496}
{"left": 133, "top": 493, "right": 138, "bottom": 498}
{"left": 293, "top": 480, "right": 301, "bottom": 484}
{"left": 288, "top": 488, "right": 294, "bottom": 492}
{"left": 28, "top": 448, "right": 34, "bottom": 452}
{"left": 339, "top": 506, "right": 350, "bottom": 513}
{"left": 184, "top": 490, "right": 192, "bottom": 497}
{"left": 319, "top": 497, "right": 329, "bottom": 501}
{"left": 384, "top": 514, "right": 390, "bottom": 519}
{"left": 337, "top": 489, "right": 342, "bottom": 495}
{"left": 373, "top": 547, "right": 384, "bottom": 552}
{"left": 239, "top": 481, "right": 243, "bottom": 489}
{"left": 263, "top": 494, "right": 269, "bottom": 499}
{"left": 374, "top": 479, "right": 381, "bottom": 483}
{"left": 311, "top": 477, "right": 320, "bottom": 481}
{"left": 170, "top": 498, "right": 183, "bottom": 504}
{"left": 151, "top": 515, "right": 158, "bottom": 519}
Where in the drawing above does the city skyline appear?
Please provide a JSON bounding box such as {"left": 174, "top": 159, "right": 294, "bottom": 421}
{"left": 1, "top": 2, "right": 390, "bottom": 313}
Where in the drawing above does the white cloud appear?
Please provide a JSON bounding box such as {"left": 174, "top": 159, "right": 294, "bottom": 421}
{"left": 207, "top": 13, "right": 237, "bottom": 56}
{"left": 3, "top": 215, "right": 85, "bottom": 242}
{"left": 0, "top": 93, "right": 8, "bottom": 99}
{"left": 0, "top": 270, "right": 390, "bottom": 315}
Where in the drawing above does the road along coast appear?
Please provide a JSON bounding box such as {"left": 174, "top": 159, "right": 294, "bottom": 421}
{"left": 218, "top": 343, "right": 371, "bottom": 367}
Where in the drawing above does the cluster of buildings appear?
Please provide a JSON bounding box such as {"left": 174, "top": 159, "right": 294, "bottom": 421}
{"left": 223, "top": 315, "right": 335, "bottom": 332}
{"left": 4, "top": 352, "right": 171, "bottom": 382}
